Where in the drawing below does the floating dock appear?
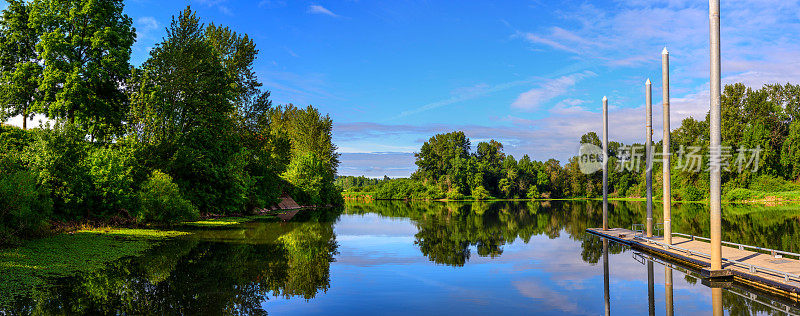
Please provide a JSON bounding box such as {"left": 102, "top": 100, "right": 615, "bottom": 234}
{"left": 587, "top": 227, "right": 800, "bottom": 302}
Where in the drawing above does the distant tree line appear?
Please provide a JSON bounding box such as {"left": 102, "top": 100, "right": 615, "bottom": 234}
{"left": 342, "top": 83, "right": 800, "bottom": 201}
{"left": 0, "top": 2, "right": 341, "bottom": 245}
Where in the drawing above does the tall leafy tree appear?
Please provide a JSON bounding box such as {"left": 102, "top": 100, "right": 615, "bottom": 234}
{"left": 414, "top": 131, "right": 470, "bottom": 182}
{"left": 0, "top": 0, "right": 40, "bottom": 129}
{"left": 205, "top": 23, "right": 261, "bottom": 107}
{"left": 270, "top": 104, "right": 340, "bottom": 205}
{"left": 270, "top": 104, "right": 339, "bottom": 171}
{"left": 29, "top": 0, "right": 135, "bottom": 140}
{"left": 128, "top": 7, "right": 245, "bottom": 214}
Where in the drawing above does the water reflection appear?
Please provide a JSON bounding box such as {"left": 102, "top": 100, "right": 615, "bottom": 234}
{"left": 623, "top": 247, "right": 800, "bottom": 316}
{"left": 603, "top": 238, "right": 611, "bottom": 316}
{"left": 2, "top": 200, "right": 800, "bottom": 314}
{"left": 648, "top": 259, "right": 655, "bottom": 316}
{"left": 4, "top": 208, "right": 342, "bottom": 314}
{"left": 665, "top": 267, "right": 674, "bottom": 316}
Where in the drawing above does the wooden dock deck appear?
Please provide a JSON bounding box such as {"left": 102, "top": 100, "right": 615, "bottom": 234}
{"left": 587, "top": 227, "right": 800, "bottom": 302}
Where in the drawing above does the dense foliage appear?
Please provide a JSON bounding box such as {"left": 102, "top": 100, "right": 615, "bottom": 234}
{"left": 343, "top": 83, "right": 800, "bottom": 201}
{"left": 0, "top": 4, "right": 341, "bottom": 245}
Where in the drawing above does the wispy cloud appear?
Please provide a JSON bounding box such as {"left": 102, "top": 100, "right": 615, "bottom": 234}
{"left": 395, "top": 79, "right": 534, "bottom": 119}
{"left": 135, "top": 17, "right": 160, "bottom": 39}
{"left": 511, "top": 71, "right": 596, "bottom": 110}
{"left": 308, "top": 4, "right": 339, "bottom": 17}
{"left": 196, "top": 0, "right": 234, "bottom": 16}
{"left": 338, "top": 152, "right": 417, "bottom": 178}
{"left": 259, "top": 70, "right": 339, "bottom": 105}
{"left": 258, "top": 0, "right": 286, "bottom": 8}
{"left": 336, "top": 85, "right": 712, "bottom": 177}
{"left": 131, "top": 17, "right": 162, "bottom": 65}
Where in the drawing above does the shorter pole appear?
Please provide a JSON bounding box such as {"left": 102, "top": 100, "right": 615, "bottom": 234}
{"left": 646, "top": 79, "right": 653, "bottom": 238}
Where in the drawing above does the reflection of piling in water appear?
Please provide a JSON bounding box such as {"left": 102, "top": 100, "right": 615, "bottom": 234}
{"left": 603, "top": 238, "right": 610, "bottom": 316}
{"left": 648, "top": 260, "right": 655, "bottom": 316}
{"left": 665, "top": 267, "right": 674, "bottom": 316}
{"left": 712, "top": 287, "right": 723, "bottom": 316}
{"left": 602, "top": 96, "right": 608, "bottom": 231}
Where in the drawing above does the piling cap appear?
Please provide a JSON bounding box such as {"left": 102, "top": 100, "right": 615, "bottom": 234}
{"left": 602, "top": 96, "right": 607, "bottom": 102}
{"left": 662, "top": 47, "right": 669, "bottom": 55}
{"left": 646, "top": 78, "right": 651, "bottom": 85}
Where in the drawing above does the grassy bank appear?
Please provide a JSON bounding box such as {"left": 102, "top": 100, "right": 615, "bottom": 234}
{"left": 723, "top": 188, "right": 800, "bottom": 203}
{"left": 0, "top": 213, "right": 284, "bottom": 308}
{"left": 0, "top": 228, "right": 189, "bottom": 308}
{"left": 181, "top": 214, "right": 279, "bottom": 227}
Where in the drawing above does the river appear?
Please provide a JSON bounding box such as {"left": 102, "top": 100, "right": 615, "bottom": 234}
{"left": 6, "top": 200, "right": 800, "bottom": 315}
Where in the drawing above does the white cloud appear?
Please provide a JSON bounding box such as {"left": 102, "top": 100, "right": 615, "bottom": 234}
{"left": 308, "top": 5, "right": 339, "bottom": 18}
{"left": 511, "top": 71, "right": 597, "bottom": 110}
{"left": 135, "top": 17, "right": 159, "bottom": 40}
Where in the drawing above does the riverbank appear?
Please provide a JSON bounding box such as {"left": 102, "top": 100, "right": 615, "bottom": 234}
{"left": 0, "top": 213, "right": 285, "bottom": 308}
{"left": 343, "top": 191, "right": 800, "bottom": 205}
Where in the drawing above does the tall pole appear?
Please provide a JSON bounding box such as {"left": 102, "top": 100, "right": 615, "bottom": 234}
{"left": 662, "top": 47, "right": 672, "bottom": 245}
{"left": 603, "top": 238, "right": 610, "bottom": 316}
{"left": 709, "top": 0, "right": 722, "bottom": 271}
{"left": 646, "top": 79, "right": 653, "bottom": 238}
{"left": 665, "top": 267, "right": 674, "bottom": 316}
{"left": 603, "top": 96, "right": 609, "bottom": 231}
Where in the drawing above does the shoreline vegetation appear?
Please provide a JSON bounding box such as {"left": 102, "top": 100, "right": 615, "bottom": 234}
{"left": 0, "top": 3, "right": 342, "bottom": 247}
{"left": 0, "top": 212, "right": 290, "bottom": 308}
{"left": 342, "top": 191, "right": 800, "bottom": 204}
{"left": 338, "top": 83, "right": 800, "bottom": 206}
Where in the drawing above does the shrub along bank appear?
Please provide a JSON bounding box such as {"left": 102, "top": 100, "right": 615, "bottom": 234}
{"left": 0, "top": 4, "right": 341, "bottom": 246}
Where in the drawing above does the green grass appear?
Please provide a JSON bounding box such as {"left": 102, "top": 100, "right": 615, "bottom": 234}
{"left": 182, "top": 217, "right": 252, "bottom": 227}
{"left": 181, "top": 214, "right": 278, "bottom": 227}
{"left": 723, "top": 188, "right": 800, "bottom": 202}
{"left": 0, "top": 228, "right": 189, "bottom": 308}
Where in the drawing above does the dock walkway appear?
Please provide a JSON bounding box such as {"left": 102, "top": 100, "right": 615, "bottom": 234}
{"left": 587, "top": 227, "right": 800, "bottom": 301}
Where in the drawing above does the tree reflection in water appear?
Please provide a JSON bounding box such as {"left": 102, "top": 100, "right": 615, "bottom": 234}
{"left": 4, "top": 208, "right": 342, "bottom": 315}
{"left": 5, "top": 201, "right": 800, "bottom": 314}
{"left": 347, "top": 200, "right": 800, "bottom": 267}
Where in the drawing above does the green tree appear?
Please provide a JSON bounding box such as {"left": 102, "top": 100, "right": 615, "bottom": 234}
{"left": 781, "top": 121, "right": 800, "bottom": 180}
{"left": 270, "top": 104, "right": 339, "bottom": 173}
{"left": 283, "top": 152, "right": 338, "bottom": 205}
{"left": 128, "top": 7, "right": 245, "bottom": 214}
{"left": 0, "top": 0, "right": 41, "bottom": 130}
{"left": 29, "top": 0, "right": 135, "bottom": 140}
{"left": 24, "top": 123, "right": 92, "bottom": 218}
{"left": 413, "top": 131, "right": 470, "bottom": 182}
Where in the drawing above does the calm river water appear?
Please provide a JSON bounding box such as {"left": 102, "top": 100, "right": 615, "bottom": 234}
{"left": 8, "top": 200, "right": 800, "bottom": 315}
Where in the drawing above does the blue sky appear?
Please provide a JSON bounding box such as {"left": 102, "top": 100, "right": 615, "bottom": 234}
{"left": 6, "top": 0, "right": 800, "bottom": 178}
